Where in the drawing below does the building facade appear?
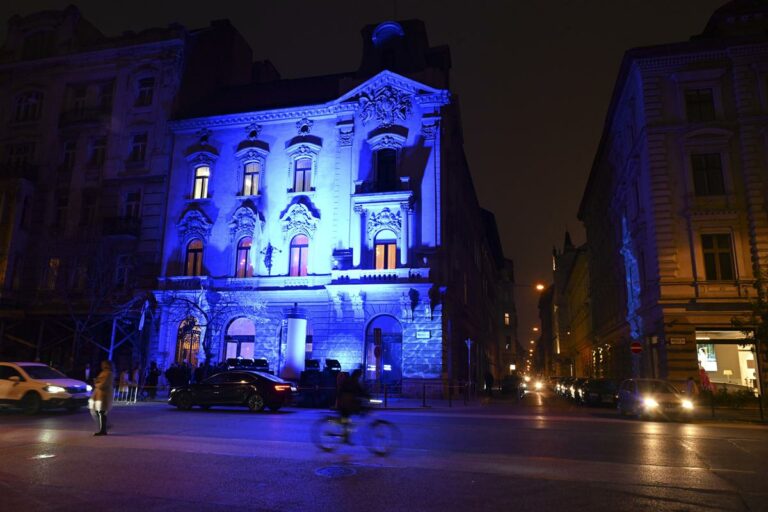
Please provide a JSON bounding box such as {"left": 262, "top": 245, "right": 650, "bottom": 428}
{"left": 578, "top": 1, "right": 768, "bottom": 393}
{"left": 0, "top": 7, "right": 252, "bottom": 370}
{"left": 146, "top": 21, "right": 512, "bottom": 395}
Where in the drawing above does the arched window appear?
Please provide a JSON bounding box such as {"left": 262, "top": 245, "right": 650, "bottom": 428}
{"left": 374, "top": 230, "right": 397, "bottom": 270}
{"left": 14, "top": 91, "right": 43, "bottom": 122}
{"left": 235, "top": 236, "right": 253, "bottom": 278}
{"left": 293, "top": 157, "right": 312, "bottom": 192}
{"left": 193, "top": 166, "right": 210, "bottom": 199}
{"left": 176, "top": 318, "right": 200, "bottom": 366}
{"left": 185, "top": 239, "right": 203, "bottom": 276}
{"left": 289, "top": 234, "right": 309, "bottom": 276}
{"left": 243, "top": 161, "right": 260, "bottom": 196}
{"left": 225, "top": 317, "right": 255, "bottom": 360}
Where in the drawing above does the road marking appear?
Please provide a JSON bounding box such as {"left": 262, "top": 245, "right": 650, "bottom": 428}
{"left": 0, "top": 426, "right": 744, "bottom": 493}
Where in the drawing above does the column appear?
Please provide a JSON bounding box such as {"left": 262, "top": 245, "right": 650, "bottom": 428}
{"left": 400, "top": 202, "right": 409, "bottom": 266}
{"left": 353, "top": 205, "right": 366, "bottom": 267}
{"left": 282, "top": 305, "right": 307, "bottom": 380}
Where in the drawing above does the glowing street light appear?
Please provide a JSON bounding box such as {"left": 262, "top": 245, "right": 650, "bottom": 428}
{"left": 535, "top": 283, "right": 545, "bottom": 291}
{"left": 530, "top": 340, "right": 535, "bottom": 344}
{"left": 532, "top": 327, "right": 539, "bottom": 332}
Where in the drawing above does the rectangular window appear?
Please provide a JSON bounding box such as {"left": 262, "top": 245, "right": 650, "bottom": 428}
{"left": 374, "top": 242, "right": 397, "bottom": 270}
{"left": 14, "top": 91, "right": 43, "bottom": 122}
{"left": 293, "top": 158, "right": 312, "bottom": 192}
{"left": 72, "top": 85, "right": 87, "bottom": 114}
{"left": 193, "top": 166, "right": 210, "bottom": 199}
{"left": 124, "top": 190, "right": 141, "bottom": 219}
{"left": 691, "top": 153, "right": 725, "bottom": 196}
{"left": 243, "top": 162, "right": 260, "bottom": 195}
{"left": 7, "top": 142, "right": 35, "bottom": 170}
{"left": 88, "top": 137, "right": 107, "bottom": 167}
{"left": 376, "top": 149, "right": 397, "bottom": 190}
{"left": 504, "top": 312, "right": 510, "bottom": 326}
{"left": 54, "top": 190, "right": 68, "bottom": 228}
{"left": 685, "top": 88, "right": 715, "bottom": 122}
{"left": 702, "top": 234, "right": 735, "bottom": 281}
{"left": 135, "top": 78, "right": 155, "bottom": 107}
{"left": 79, "top": 190, "right": 97, "bottom": 227}
{"left": 99, "top": 81, "right": 114, "bottom": 110}
{"left": 62, "top": 141, "right": 76, "bottom": 171}
{"left": 128, "top": 133, "right": 147, "bottom": 162}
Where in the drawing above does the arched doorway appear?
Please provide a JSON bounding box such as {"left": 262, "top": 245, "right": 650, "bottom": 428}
{"left": 175, "top": 317, "right": 201, "bottom": 366}
{"left": 224, "top": 317, "right": 256, "bottom": 360}
{"left": 365, "top": 315, "right": 403, "bottom": 393}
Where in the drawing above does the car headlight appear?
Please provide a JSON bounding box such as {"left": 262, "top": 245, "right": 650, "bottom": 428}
{"left": 643, "top": 397, "right": 659, "bottom": 409}
{"left": 521, "top": 382, "right": 527, "bottom": 388}
{"left": 681, "top": 399, "right": 694, "bottom": 410}
{"left": 45, "top": 385, "right": 66, "bottom": 394}
{"left": 534, "top": 381, "right": 543, "bottom": 390}
{"left": 86, "top": 384, "right": 93, "bottom": 392}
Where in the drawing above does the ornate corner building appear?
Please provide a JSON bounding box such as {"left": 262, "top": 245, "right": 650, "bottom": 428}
{"left": 0, "top": 11, "right": 516, "bottom": 395}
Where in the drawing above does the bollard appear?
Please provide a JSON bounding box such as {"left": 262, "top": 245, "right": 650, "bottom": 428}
{"left": 422, "top": 383, "right": 426, "bottom": 408}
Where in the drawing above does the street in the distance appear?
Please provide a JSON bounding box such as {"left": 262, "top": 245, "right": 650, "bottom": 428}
{"left": 1, "top": 390, "right": 766, "bottom": 512}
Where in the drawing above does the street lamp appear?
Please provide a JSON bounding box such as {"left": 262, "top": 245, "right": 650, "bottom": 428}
{"left": 532, "top": 327, "right": 539, "bottom": 332}
{"left": 535, "top": 283, "right": 545, "bottom": 291}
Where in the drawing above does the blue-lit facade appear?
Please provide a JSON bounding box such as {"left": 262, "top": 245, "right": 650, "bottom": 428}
{"left": 152, "top": 69, "right": 451, "bottom": 393}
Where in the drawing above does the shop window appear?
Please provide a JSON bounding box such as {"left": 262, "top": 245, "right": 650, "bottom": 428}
{"left": 193, "top": 166, "right": 210, "bottom": 199}
{"left": 691, "top": 153, "right": 725, "bottom": 196}
{"left": 702, "top": 234, "right": 734, "bottom": 281}
{"left": 289, "top": 234, "right": 309, "bottom": 276}
{"left": 685, "top": 88, "right": 715, "bottom": 122}
{"left": 374, "top": 230, "right": 397, "bottom": 270}
{"left": 243, "top": 161, "right": 260, "bottom": 195}
{"left": 185, "top": 239, "right": 204, "bottom": 276}
{"left": 236, "top": 236, "right": 254, "bottom": 278}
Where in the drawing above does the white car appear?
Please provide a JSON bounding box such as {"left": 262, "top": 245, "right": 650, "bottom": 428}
{"left": 0, "top": 362, "right": 92, "bottom": 414}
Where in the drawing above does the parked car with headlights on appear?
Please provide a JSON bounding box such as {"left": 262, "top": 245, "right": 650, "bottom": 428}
{"left": 0, "top": 362, "right": 91, "bottom": 414}
{"left": 581, "top": 379, "right": 620, "bottom": 407}
{"left": 617, "top": 378, "right": 695, "bottom": 420}
{"left": 169, "top": 370, "right": 296, "bottom": 412}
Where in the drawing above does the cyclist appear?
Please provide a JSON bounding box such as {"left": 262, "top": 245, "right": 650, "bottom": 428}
{"left": 336, "top": 368, "right": 369, "bottom": 443}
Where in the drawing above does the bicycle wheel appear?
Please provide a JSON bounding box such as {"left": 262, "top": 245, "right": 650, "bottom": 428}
{"left": 364, "top": 419, "right": 400, "bottom": 456}
{"left": 312, "top": 416, "right": 345, "bottom": 452}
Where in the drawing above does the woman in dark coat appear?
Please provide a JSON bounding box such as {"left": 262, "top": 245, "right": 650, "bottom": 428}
{"left": 91, "top": 360, "right": 114, "bottom": 436}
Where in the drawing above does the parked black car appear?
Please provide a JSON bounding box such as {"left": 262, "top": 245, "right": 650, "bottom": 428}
{"left": 581, "top": 379, "right": 620, "bottom": 407}
{"left": 169, "top": 370, "right": 296, "bottom": 412}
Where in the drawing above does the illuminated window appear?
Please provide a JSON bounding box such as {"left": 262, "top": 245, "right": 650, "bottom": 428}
{"left": 176, "top": 318, "right": 200, "bottom": 366}
{"left": 135, "top": 77, "right": 155, "bottom": 107}
{"left": 193, "top": 166, "right": 210, "bottom": 199}
{"left": 243, "top": 161, "right": 260, "bottom": 195}
{"left": 185, "top": 239, "right": 203, "bottom": 276}
{"left": 374, "top": 230, "right": 397, "bottom": 270}
{"left": 685, "top": 88, "right": 715, "bottom": 122}
{"left": 702, "top": 234, "right": 734, "bottom": 281}
{"left": 128, "top": 133, "right": 147, "bottom": 162}
{"left": 504, "top": 312, "right": 510, "bottom": 326}
{"left": 14, "top": 91, "right": 43, "bottom": 122}
{"left": 289, "top": 234, "right": 309, "bottom": 276}
{"left": 235, "top": 236, "right": 254, "bottom": 278}
{"left": 293, "top": 157, "right": 312, "bottom": 192}
{"left": 691, "top": 153, "right": 725, "bottom": 196}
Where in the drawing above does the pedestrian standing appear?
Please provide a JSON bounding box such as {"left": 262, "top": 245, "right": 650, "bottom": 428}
{"left": 146, "top": 361, "right": 161, "bottom": 400}
{"left": 91, "top": 360, "right": 114, "bottom": 436}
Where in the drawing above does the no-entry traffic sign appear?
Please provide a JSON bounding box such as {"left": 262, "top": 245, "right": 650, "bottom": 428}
{"left": 630, "top": 342, "right": 643, "bottom": 354}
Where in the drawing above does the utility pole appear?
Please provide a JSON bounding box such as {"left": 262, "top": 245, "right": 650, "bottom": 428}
{"left": 465, "top": 338, "right": 473, "bottom": 398}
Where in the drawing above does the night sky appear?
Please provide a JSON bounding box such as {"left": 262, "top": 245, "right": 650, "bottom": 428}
{"left": 2, "top": 0, "right": 726, "bottom": 336}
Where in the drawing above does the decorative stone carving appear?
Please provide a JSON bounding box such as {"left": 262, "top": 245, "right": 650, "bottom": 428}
{"left": 367, "top": 207, "right": 402, "bottom": 236}
{"left": 400, "top": 293, "right": 412, "bottom": 321}
{"left": 177, "top": 209, "right": 212, "bottom": 243}
{"left": 245, "top": 123, "right": 262, "bottom": 140}
{"left": 329, "top": 291, "right": 343, "bottom": 320}
{"left": 186, "top": 151, "right": 216, "bottom": 168}
{"left": 228, "top": 205, "right": 261, "bottom": 241}
{"left": 196, "top": 128, "right": 211, "bottom": 145}
{"left": 338, "top": 127, "right": 354, "bottom": 147}
{"left": 358, "top": 86, "right": 413, "bottom": 127}
{"left": 281, "top": 202, "right": 319, "bottom": 239}
{"left": 421, "top": 121, "right": 438, "bottom": 140}
{"left": 350, "top": 290, "right": 365, "bottom": 320}
{"left": 372, "top": 135, "right": 402, "bottom": 150}
{"left": 296, "top": 118, "right": 314, "bottom": 135}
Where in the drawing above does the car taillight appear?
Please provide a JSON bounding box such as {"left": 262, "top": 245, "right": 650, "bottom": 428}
{"left": 274, "top": 384, "right": 291, "bottom": 391}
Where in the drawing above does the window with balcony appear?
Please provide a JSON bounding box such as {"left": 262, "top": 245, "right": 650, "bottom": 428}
{"left": 135, "top": 77, "right": 155, "bottom": 107}
{"left": 128, "top": 133, "right": 148, "bottom": 163}
{"left": 193, "top": 166, "right": 210, "bottom": 199}
{"left": 243, "top": 161, "right": 260, "bottom": 196}
{"left": 13, "top": 91, "right": 43, "bottom": 122}
{"left": 185, "top": 239, "right": 204, "bottom": 276}
{"left": 293, "top": 157, "right": 312, "bottom": 193}
{"left": 691, "top": 153, "right": 725, "bottom": 196}
{"left": 289, "top": 234, "right": 309, "bottom": 276}
{"left": 685, "top": 88, "right": 715, "bottom": 122}
{"left": 702, "top": 234, "right": 735, "bottom": 281}
{"left": 375, "top": 148, "right": 397, "bottom": 190}
{"left": 235, "top": 236, "right": 254, "bottom": 278}
{"left": 374, "top": 230, "right": 397, "bottom": 270}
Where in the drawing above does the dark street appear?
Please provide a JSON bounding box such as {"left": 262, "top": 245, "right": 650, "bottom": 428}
{"left": 2, "top": 391, "right": 766, "bottom": 512}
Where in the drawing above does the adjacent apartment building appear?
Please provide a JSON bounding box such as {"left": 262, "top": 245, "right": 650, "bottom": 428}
{"left": 578, "top": 0, "right": 768, "bottom": 392}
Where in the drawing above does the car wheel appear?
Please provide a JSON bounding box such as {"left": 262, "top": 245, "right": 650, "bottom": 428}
{"left": 21, "top": 392, "right": 42, "bottom": 415}
{"left": 247, "top": 394, "right": 265, "bottom": 412}
{"left": 176, "top": 392, "right": 194, "bottom": 411}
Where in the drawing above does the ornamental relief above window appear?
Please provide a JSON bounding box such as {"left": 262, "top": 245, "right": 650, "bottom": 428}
{"left": 366, "top": 207, "right": 402, "bottom": 241}
{"left": 358, "top": 85, "right": 413, "bottom": 128}
{"left": 229, "top": 204, "right": 264, "bottom": 243}
{"left": 280, "top": 201, "right": 319, "bottom": 241}
{"left": 177, "top": 208, "right": 213, "bottom": 245}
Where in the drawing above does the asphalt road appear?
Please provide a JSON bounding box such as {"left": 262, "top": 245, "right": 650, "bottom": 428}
{"left": 1, "top": 391, "right": 766, "bottom": 512}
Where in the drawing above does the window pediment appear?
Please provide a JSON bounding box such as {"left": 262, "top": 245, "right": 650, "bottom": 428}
{"left": 280, "top": 196, "right": 320, "bottom": 240}
{"left": 367, "top": 126, "right": 408, "bottom": 150}
{"left": 229, "top": 203, "right": 264, "bottom": 241}
{"left": 177, "top": 208, "right": 212, "bottom": 243}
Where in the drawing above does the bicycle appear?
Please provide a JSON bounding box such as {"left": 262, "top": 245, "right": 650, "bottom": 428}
{"left": 311, "top": 405, "right": 401, "bottom": 456}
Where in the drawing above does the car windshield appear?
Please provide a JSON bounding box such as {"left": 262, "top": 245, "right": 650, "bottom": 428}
{"left": 20, "top": 365, "right": 67, "bottom": 380}
{"left": 637, "top": 380, "right": 679, "bottom": 394}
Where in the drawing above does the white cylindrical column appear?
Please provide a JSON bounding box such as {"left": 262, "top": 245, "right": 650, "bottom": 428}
{"left": 282, "top": 307, "right": 307, "bottom": 380}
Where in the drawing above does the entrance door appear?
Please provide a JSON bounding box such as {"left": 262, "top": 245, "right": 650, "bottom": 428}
{"left": 365, "top": 315, "right": 403, "bottom": 393}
